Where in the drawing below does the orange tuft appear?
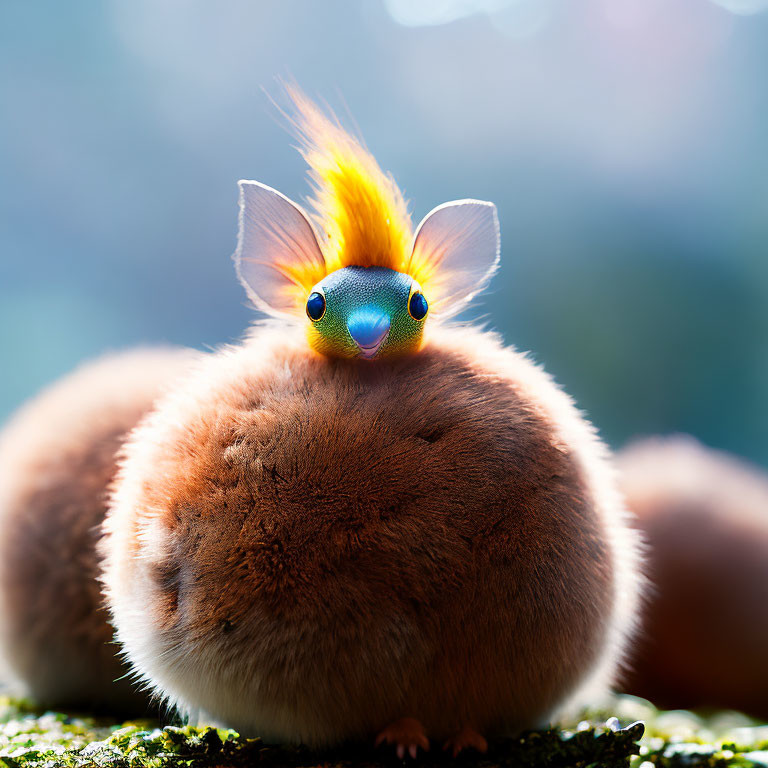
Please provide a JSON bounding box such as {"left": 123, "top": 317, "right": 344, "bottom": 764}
{"left": 285, "top": 86, "right": 414, "bottom": 275}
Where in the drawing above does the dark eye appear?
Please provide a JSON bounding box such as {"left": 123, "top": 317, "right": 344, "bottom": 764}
{"left": 408, "top": 291, "right": 428, "bottom": 321}
{"left": 306, "top": 291, "right": 326, "bottom": 321}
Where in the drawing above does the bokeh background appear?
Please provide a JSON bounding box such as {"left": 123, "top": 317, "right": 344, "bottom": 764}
{"left": 2, "top": 0, "right": 767, "bottom": 463}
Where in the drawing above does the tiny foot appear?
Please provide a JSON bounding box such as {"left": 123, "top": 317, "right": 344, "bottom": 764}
{"left": 443, "top": 726, "right": 488, "bottom": 758}
{"left": 375, "top": 718, "right": 430, "bottom": 759}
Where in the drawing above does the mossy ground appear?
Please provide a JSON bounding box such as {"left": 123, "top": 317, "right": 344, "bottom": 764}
{"left": 0, "top": 695, "right": 766, "bottom": 768}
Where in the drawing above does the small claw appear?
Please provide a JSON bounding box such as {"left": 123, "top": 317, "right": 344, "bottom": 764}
{"left": 443, "top": 726, "right": 488, "bottom": 757}
{"left": 375, "top": 718, "right": 430, "bottom": 759}
{"left": 443, "top": 741, "right": 460, "bottom": 759}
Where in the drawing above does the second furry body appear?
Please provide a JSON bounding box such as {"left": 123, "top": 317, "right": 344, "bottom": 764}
{"left": 0, "top": 348, "right": 198, "bottom": 713}
{"left": 619, "top": 436, "right": 768, "bottom": 720}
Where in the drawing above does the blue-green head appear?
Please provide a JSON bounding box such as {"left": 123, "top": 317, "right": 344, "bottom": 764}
{"left": 232, "top": 95, "right": 500, "bottom": 361}
{"left": 305, "top": 266, "right": 428, "bottom": 359}
{"left": 234, "top": 181, "right": 500, "bottom": 362}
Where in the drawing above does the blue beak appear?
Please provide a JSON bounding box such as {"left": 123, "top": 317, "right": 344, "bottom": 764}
{"left": 347, "top": 307, "right": 391, "bottom": 358}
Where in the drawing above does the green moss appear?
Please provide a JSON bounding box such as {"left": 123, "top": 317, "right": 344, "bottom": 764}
{"left": 0, "top": 695, "right": 765, "bottom": 768}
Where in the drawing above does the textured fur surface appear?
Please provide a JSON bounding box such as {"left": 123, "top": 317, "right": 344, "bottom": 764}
{"left": 103, "top": 324, "right": 641, "bottom": 746}
{"left": 0, "top": 348, "right": 199, "bottom": 712}
{"left": 618, "top": 436, "right": 768, "bottom": 719}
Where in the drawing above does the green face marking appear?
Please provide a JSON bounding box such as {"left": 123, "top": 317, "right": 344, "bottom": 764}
{"left": 305, "top": 266, "right": 429, "bottom": 360}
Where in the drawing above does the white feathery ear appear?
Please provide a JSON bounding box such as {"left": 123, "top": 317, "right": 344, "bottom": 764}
{"left": 234, "top": 181, "right": 326, "bottom": 317}
{"left": 408, "top": 200, "right": 500, "bottom": 318}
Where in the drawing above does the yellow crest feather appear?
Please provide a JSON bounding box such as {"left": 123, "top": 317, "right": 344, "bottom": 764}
{"left": 286, "top": 87, "right": 414, "bottom": 276}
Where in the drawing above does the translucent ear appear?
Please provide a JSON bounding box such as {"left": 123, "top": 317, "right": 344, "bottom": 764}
{"left": 234, "top": 181, "right": 326, "bottom": 317}
{"left": 408, "top": 200, "right": 500, "bottom": 318}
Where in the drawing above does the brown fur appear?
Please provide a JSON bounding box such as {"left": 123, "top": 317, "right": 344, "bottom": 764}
{"left": 103, "top": 325, "right": 641, "bottom": 746}
{"left": 618, "top": 436, "right": 768, "bottom": 719}
{"left": 0, "top": 347, "right": 199, "bottom": 712}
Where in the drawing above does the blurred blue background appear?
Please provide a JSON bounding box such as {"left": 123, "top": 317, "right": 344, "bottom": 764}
{"left": 1, "top": 0, "right": 767, "bottom": 463}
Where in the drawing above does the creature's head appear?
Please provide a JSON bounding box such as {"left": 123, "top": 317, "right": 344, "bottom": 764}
{"left": 235, "top": 90, "right": 500, "bottom": 360}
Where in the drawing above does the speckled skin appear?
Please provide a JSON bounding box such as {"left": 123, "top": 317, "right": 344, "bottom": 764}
{"left": 307, "top": 266, "right": 426, "bottom": 358}
{"left": 618, "top": 436, "right": 768, "bottom": 719}
{"left": 0, "top": 348, "right": 199, "bottom": 713}
{"left": 103, "top": 325, "right": 641, "bottom": 747}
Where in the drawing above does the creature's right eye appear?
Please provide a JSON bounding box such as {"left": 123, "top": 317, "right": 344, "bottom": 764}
{"left": 306, "top": 291, "right": 326, "bottom": 321}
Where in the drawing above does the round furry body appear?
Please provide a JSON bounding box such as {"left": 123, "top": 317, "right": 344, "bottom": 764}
{"left": 0, "top": 348, "right": 199, "bottom": 713}
{"left": 104, "top": 326, "right": 641, "bottom": 747}
{"left": 618, "top": 436, "right": 768, "bottom": 719}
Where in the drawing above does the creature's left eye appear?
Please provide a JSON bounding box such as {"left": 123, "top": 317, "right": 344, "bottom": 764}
{"left": 408, "top": 290, "right": 429, "bottom": 321}
{"left": 306, "top": 291, "right": 326, "bottom": 321}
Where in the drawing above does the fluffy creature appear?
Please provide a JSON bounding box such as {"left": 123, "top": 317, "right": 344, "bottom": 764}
{"left": 101, "top": 94, "right": 642, "bottom": 753}
{"left": 618, "top": 436, "right": 768, "bottom": 720}
{"left": 102, "top": 326, "right": 641, "bottom": 752}
{"left": 0, "top": 92, "right": 642, "bottom": 755}
{"left": 0, "top": 348, "right": 199, "bottom": 713}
